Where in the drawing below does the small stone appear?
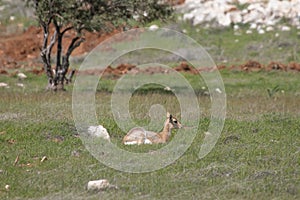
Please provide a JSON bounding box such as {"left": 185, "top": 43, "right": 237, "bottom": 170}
{"left": 16, "top": 83, "right": 24, "bottom": 88}
{"left": 281, "top": 26, "right": 291, "bottom": 31}
{"left": 87, "top": 179, "right": 110, "bottom": 191}
{"left": 88, "top": 125, "right": 110, "bottom": 141}
{"left": 17, "top": 72, "right": 27, "bottom": 79}
{"left": 215, "top": 88, "right": 222, "bottom": 94}
{"left": 148, "top": 24, "right": 159, "bottom": 31}
{"left": 258, "top": 29, "right": 265, "bottom": 34}
{"left": 204, "top": 131, "right": 211, "bottom": 136}
{"left": 0, "top": 82, "right": 9, "bottom": 88}
{"left": 246, "top": 30, "right": 253, "bottom": 34}
{"left": 5, "top": 185, "right": 10, "bottom": 190}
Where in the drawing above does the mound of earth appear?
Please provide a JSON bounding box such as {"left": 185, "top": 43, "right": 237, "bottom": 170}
{"left": 0, "top": 25, "right": 300, "bottom": 77}
{"left": 0, "top": 25, "right": 122, "bottom": 70}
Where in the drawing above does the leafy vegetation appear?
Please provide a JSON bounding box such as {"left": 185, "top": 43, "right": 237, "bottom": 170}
{"left": 25, "top": 0, "right": 173, "bottom": 90}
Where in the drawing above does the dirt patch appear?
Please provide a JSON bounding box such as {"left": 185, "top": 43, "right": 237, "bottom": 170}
{"left": 240, "top": 60, "right": 262, "bottom": 72}
{"left": 0, "top": 25, "right": 123, "bottom": 70}
{"left": 0, "top": 25, "right": 300, "bottom": 77}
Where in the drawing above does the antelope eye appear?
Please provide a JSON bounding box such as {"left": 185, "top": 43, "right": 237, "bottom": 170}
{"left": 173, "top": 120, "right": 177, "bottom": 124}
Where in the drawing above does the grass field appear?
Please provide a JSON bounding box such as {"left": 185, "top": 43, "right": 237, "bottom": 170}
{"left": 0, "top": 68, "right": 299, "bottom": 199}
{"left": 0, "top": 15, "right": 300, "bottom": 199}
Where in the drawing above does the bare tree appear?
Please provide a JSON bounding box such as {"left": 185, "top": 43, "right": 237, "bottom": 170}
{"left": 26, "top": 0, "right": 173, "bottom": 90}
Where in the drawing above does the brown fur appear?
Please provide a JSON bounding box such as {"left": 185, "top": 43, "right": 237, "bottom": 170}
{"left": 122, "top": 112, "right": 182, "bottom": 145}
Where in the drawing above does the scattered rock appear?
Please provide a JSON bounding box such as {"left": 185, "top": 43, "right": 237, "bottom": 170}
{"left": 16, "top": 83, "right": 24, "bottom": 88}
{"left": 215, "top": 88, "right": 222, "bottom": 94}
{"left": 0, "top": 82, "right": 9, "bottom": 88}
{"left": 149, "top": 24, "right": 159, "bottom": 31}
{"left": 164, "top": 86, "right": 173, "bottom": 92}
{"left": 87, "top": 179, "right": 117, "bottom": 191}
{"left": 5, "top": 184, "right": 10, "bottom": 191}
{"left": 88, "top": 125, "right": 111, "bottom": 141}
{"left": 177, "top": 0, "right": 300, "bottom": 28}
{"left": 204, "top": 131, "right": 212, "bottom": 136}
{"left": 17, "top": 72, "right": 27, "bottom": 80}
{"left": 281, "top": 25, "right": 291, "bottom": 32}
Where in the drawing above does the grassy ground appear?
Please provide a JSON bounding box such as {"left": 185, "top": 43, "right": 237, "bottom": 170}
{"left": 0, "top": 68, "right": 299, "bottom": 199}
{"left": 0, "top": 15, "right": 300, "bottom": 199}
{"left": 178, "top": 22, "right": 300, "bottom": 65}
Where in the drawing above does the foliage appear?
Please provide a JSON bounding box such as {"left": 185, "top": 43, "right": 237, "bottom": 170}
{"left": 25, "top": 0, "right": 173, "bottom": 90}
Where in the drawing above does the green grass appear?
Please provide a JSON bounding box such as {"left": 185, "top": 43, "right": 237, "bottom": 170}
{"left": 180, "top": 22, "right": 300, "bottom": 65}
{"left": 1, "top": 15, "right": 300, "bottom": 199}
{"left": 0, "top": 69, "right": 299, "bottom": 199}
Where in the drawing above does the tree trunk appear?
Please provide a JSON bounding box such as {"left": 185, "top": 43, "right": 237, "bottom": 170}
{"left": 40, "top": 21, "right": 83, "bottom": 91}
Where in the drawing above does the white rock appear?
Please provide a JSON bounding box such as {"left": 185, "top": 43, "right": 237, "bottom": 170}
{"left": 230, "top": 11, "right": 242, "bottom": 24}
{"left": 124, "top": 141, "right": 138, "bottom": 145}
{"left": 164, "top": 86, "right": 172, "bottom": 91}
{"left": 16, "top": 83, "right": 24, "bottom": 88}
{"left": 148, "top": 24, "right": 159, "bottom": 31}
{"left": 218, "top": 13, "right": 231, "bottom": 27}
{"left": 5, "top": 185, "right": 9, "bottom": 190}
{"left": 281, "top": 26, "right": 291, "bottom": 31}
{"left": 183, "top": 13, "right": 195, "bottom": 21}
{"left": 204, "top": 131, "right": 212, "bottom": 136}
{"left": 215, "top": 88, "right": 222, "bottom": 94}
{"left": 0, "top": 82, "right": 8, "bottom": 88}
{"left": 87, "top": 125, "right": 110, "bottom": 141}
{"left": 177, "top": 0, "right": 300, "bottom": 28}
{"left": 17, "top": 72, "right": 27, "bottom": 79}
{"left": 87, "top": 179, "right": 110, "bottom": 191}
{"left": 144, "top": 139, "right": 152, "bottom": 144}
{"left": 233, "top": 24, "right": 239, "bottom": 31}
{"left": 246, "top": 29, "right": 253, "bottom": 34}
{"left": 266, "top": 26, "right": 274, "bottom": 32}
{"left": 258, "top": 29, "right": 265, "bottom": 34}
{"left": 249, "top": 23, "right": 257, "bottom": 30}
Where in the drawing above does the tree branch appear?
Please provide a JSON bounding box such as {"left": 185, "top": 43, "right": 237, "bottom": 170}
{"left": 46, "top": 30, "right": 57, "bottom": 67}
{"left": 66, "top": 36, "right": 85, "bottom": 58}
{"left": 61, "top": 36, "right": 85, "bottom": 84}
{"left": 53, "top": 18, "right": 62, "bottom": 70}
{"left": 61, "top": 26, "right": 73, "bottom": 35}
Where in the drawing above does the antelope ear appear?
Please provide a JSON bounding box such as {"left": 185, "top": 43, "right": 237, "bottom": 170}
{"left": 167, "top": 112, "right": 170, "bottom": 118}
{"left": 167, "top": 112, "right": 172, "bottom": 119}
